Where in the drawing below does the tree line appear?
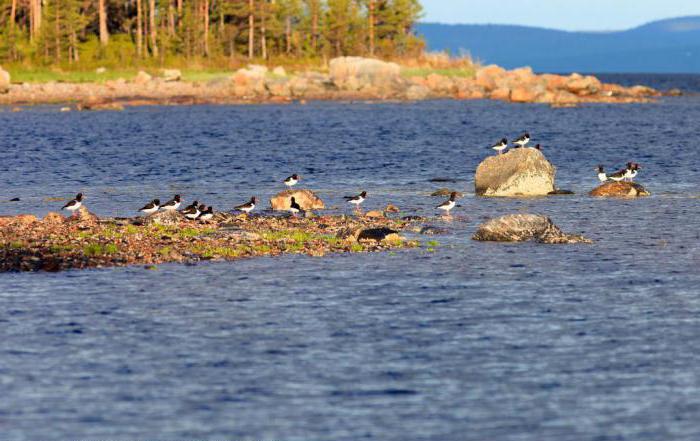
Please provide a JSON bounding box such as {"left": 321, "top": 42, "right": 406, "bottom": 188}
{"left": 0, "top": 0, "right": 424, "bottom": 66}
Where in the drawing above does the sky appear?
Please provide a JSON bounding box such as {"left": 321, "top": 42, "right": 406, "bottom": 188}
{"left": 421, "top": 0, "right": 700, "bottom": 31}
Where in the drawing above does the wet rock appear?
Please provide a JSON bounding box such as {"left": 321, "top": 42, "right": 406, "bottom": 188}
{"left": 162, "top": 69, "right": 182, "bottom": 82}
{"left": 384, "top": 204, "right": 400, "bottom": 213}
{"left": 143, "top": 210, "right": 185, "bottom": 226}
{"left": 401, "top": 215, "right": 426, "bottom": 221}
{"left": 419, "top": 226, "right": 448, "bottom": 235}
{"left": 473, "top": 214, "right": 591, "bottom": 244}
{"left": 329, "top": 57, "right": 401, "bottom": 91}
{"left": 431, "top": 188, "right": 464, "bottom": 197}
{"left": 475, "top": 147, "right": 556, "bottom": 197}
{"left": 0, "top": 65, "right": 10, "bottom": 94}
{"left": 548, "top": 189, "right": 575, "bottom": 195}
{"left": 80, "top": 100, "right": 125, "bottom": 111}
{"left": 666, "top": 88, "right": 683, "bottom": 97}
{"left": 338, "top": 227, "right": 403, "bottom": 243}
{"left": 9, "top": 197, "right": 20, "bottom": 202}
{"left": 589, "top": 181, "right": 650, "bottom": 197}
{"left": 269, "top": 189, "right": 325, "bottom": 211}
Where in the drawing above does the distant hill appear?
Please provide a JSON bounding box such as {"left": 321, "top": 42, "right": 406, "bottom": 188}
{"left": 416, "top": 16, "right": 700, "bottom": 73}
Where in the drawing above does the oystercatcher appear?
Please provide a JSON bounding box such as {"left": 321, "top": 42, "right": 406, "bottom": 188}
{"left": 62, "top": 193, "right": 83, "bottom": 212}
{"left": 491, "top": 138, "right": 508, "bottom": 155}
{"left": 284, "top": 174, "right": 300, "bottom": 187}
{"left": 160, "top": 194, "right": 181, "bottom": 211}
{"left": 437, "top": 192, "right": 458, "bottom": 215}
{"left": 513, "top": 133, "right": 530, "bottom": 148}
{"left": 234, "top": 197, "right": 257, "bottom": 214}
{"left": 345, "top": 191, "right": 367, "bottom": 208}
{"left": 139, "top": 199, "right": 160, "bottom": 214}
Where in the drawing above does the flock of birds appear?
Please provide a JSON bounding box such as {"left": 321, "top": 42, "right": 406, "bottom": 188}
{"left": 491, "top": 132, "right": 642, "bottom": 183}
{"left": 59, "top": 136, "right": 640, "bottom": 220}
{"left": 59, "top": 174, "right": 404, "bottom": 220}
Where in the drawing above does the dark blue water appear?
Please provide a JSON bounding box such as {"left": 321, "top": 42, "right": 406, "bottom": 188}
{"left": 2, "top": 89, "right": 700, "bottom": 439}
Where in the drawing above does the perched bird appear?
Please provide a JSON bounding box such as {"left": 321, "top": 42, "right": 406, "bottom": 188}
{"left": 437, "top": 192, "right": 458, "bottom": 215}
{"left": 345, "top": 191, "right": 367, "bottom": 208}
{"left": 289, "top": 197, "right": 302, "bottom": 216}
{"left": 533, "top": 144, "right": 541, "bottom": 150}
{"left": 513, "top": 133, "right": 530, "bottom": 148}
{"left": 160, "top": 194, "right": 181, "bottom": 211}
{"left": 596, "top": 165, "right": 609, "bottom": 182}
{"left": 284, "top": 174, "right": 301, "bottom": 187}
{"left": 62, "top": 193, "right": 83, "bottom": 212}
{"left": 607, "top": 167, "right": 627, "bottom": 182}
{"left": 234, "top": 197, "right": 257, "bottom": 214}
{"left": 197, "top": 205, "right": 214, "bottom": 221}
{"left": 490, "top": 138, "right": 508, "bottom": 155}
{"left": 139, "top": 199, "right": 160, "bottom": 214}
{"left": 624, "top": 162, "right": 641, "bottom": 181}
{"left": 182, "top": 200, "right": 201, "bottom": 220}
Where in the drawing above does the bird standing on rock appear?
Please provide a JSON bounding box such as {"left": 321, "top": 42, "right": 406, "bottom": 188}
{"left": 490, "top": 138, "right": 508, "bottom": 155}
{"left": 183, "top": 200, "right": 201, "bottom": 220}
{"left": 62, "top": 193, "right": 83, "bottom": 212}
{"left": 160, "top": 194, "right": 181, "bottom": 211}
{"left": 345, "top": 191, "right": 367, "bottom": 211}
{"left": 289, "top": 197, "right": 302, "bottom": 216}
{"left": 513, "top": 133, "right": 530, "bottom": 148}
{"left": 197, "top": 206, "right": 214, "bottom": 222}
{"left": 139, "top": 199, "right": 160, "bottom": 214}
{"left": 596, "top": 165, "right": 609, "bottom": 182}
{"left": 234, "top": 197, "right": 257, "bottom": 214}
{"left": 284, "top": 174, "right": 301, "bottom": 187}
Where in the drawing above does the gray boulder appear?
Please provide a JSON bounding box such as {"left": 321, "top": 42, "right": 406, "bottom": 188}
{"left": 472, "top": 214, "right": 591, "bottom": 244}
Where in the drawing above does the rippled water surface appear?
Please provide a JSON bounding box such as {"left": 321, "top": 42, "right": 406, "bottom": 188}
{"left": 2, "top": 82, "right": 700, "bottom": 440}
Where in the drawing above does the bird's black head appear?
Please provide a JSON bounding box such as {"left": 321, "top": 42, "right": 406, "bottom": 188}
{"left": 292, "top": 174, "right": 299, "bottom": 179}
{"left": 634, "top": 163, "right": 641, "bottom": 170}
{"left": 290, "top": 197, "right": 297, "bottom": 204}
{"left": 450, "top": 192, "right": 458, "bottom": 200}
{"left": 360, "top": 191, "right": 367, "bottom": 197}
{"left": 597, "top": 165, "right": 604, "bottom": 172}
{"left": 627, "top": 161, "right": 633, "bottom": 168}
{"left": 198, "top": 204, "right": 206, "bottom": 210}
{"left": 524, "top": 133, "right": 530, "bottom": 138}
{"left": 154, "top": 199, "right": 160, "bottom": 205}
{"left": 76, "top": 193, "right": 83, "bottom": 201}
{"left": 191, "top": 200, "right": 198, "bottom": 206}
{"left": 501, "top": 138, "right": 507, "bottom": 144}
{"left": 174, "top": 194, "right": 181, "bottom": 201}
{"left": 251, "top": 196, "right": 257, "bottom": 203}
{"left": 534, "top": 144, "right": 541, "bottom": 150}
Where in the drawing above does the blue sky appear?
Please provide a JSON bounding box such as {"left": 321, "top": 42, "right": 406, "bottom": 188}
{"left": 421, "top": 0, "right": 700, "bottom": 31}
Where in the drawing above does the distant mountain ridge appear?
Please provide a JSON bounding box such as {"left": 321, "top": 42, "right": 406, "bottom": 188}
{"left": 416, "top": 16, "right": 700, "bottom": 73}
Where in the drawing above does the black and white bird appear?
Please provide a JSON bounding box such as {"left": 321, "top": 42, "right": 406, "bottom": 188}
{"left": 234, "top": 197, "right": 257, "bottom": 214}
{"left": 513, "top": 133, "right": 530, "bottom": 148}
{"left": 624, "top": 162, "right": 640, "bottom": 181}
{"left": 284, "top": 174, "right": 301, "bottom": 187}
{"left": 139, "top": 199, "right": 160, "bottom": 214}
{"left": 289, "top": 197, "right": 302, "bottom": 215}
{"left": 160, "top": 194, "right": 181, "bottom": 211}
{"left": 437, "top": 192, "right": 458, "bottom": 215}
{"left": 62, "top": 193, "right": 83, "bottom": 212}
{"left": 197, "top": 205, "right": 214, "bottom": 221}
{"left": 491, "top": 138, "right": 508, "bottom": 155}
{"left": 345, "top": 191, "right": 367, "bottom": 208}
{"left": 607, "top": 167, "right": 627, "bottom": 182}
{"left": 182, "top": 200, "right": 200, "bottom": 219}
{"left": 596, "top": 165, "right": 609, "bottom": 182}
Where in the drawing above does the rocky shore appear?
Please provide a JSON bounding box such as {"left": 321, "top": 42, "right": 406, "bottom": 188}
{"left": 0, "top": 207, "right": 417, "bottom": 272}
{"left": 0, "top": 57, "right": 664, "bottom": 109}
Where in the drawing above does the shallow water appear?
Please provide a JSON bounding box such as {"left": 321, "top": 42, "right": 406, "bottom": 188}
{"left": 1, "top": 89, "right": 700, "bottom": 440}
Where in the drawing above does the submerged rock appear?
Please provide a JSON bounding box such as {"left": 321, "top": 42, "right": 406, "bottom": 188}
{"left": 419, "top": 226, "right": 448, "bottom": 235}
{"left": 431, "top": 188, "right": 464, "bottom": 197}
{"left": 269, "top": 189, "right": 325, "bottom": 211}
{"left": 338, "top": 226, "right": 403, "bottom": 243}
{"left": 475, "top": 148, "right": 556, "bottom": 197}
{"left": 472, "top": 214, "right": 591, "bottom": 244}
{"left": 589, "top": 181, "right": 650, "bottom": 197}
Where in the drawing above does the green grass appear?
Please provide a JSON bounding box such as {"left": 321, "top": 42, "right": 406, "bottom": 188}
{"left": 5, "top": 66, "right": 232, "bottom": 84}
{"left": 401, "top": 67, "right": 476, "bottom": 79}
{"left": 83, "top": 243, "right": 118, "bottom": 256}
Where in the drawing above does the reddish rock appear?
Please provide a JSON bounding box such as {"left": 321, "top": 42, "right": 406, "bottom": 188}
{"left": 589, "top": 181, "right": 650, "bottom": 197}
{"left": 510, "top": 87, "right": 538, "bottom": 103}
{"left": 541, "top": 73, "right": 568, "bottom": 90}
{"left": 490, "top": 87, "right": 511, "bottom": 101}
{"left": 270, "top": 189, "right": 325, "bottom": 211}
{"left": 566, "top": 75, "right": 601, "bottom": 95}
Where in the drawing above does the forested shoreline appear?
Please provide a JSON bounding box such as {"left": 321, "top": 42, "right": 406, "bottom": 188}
{"left": 0, "top": 0, "right": 423, "bottom": 68}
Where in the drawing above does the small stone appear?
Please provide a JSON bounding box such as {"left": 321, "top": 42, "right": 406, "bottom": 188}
{"left": 364, "top": 210, "right": 384, "bottom": 218}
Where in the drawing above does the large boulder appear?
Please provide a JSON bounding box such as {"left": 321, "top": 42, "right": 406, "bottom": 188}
{"left": 133, "top": 70, "right": 152, "bottom": 85}
{"left": 589, "top": 181, "right": 650, "bottom": 197}
{"left": 329, "top": 57, "right": 401, "bottom": 91}
{"left": 270, "top": 189, "right": 325, "bottom": 211}
{"left": 232, "top": 65, "right": 269, "bottom": 97}
{"left": 475, "top": 148, "right": 556, "bottom": 197}
{"left": 162, "top": 69, "right": 182, "bottom": 82}
{"left": 0, "top": 65, "right": 10, "bottom": 94}
{"left": 472, "top": 214, "right": 591, "bottom": 244}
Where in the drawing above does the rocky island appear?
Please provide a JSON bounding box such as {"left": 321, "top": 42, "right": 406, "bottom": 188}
{"left": 0, "top": 56, "right": 663, "bottom": 109}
